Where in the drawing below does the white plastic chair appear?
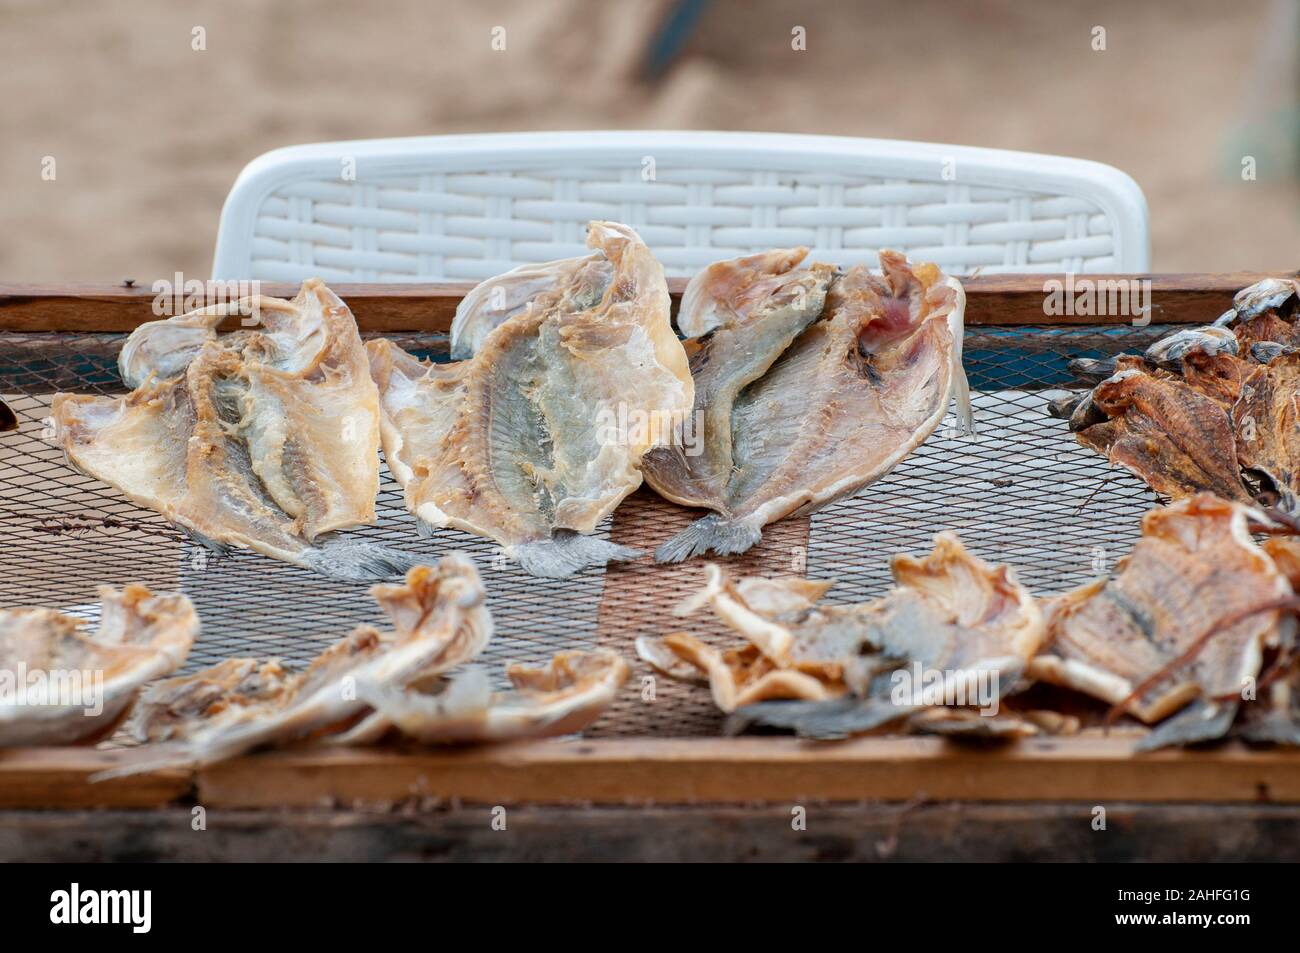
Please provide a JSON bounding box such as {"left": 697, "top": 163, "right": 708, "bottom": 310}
{"left": 212, "top": 131, "right": 1149, "bottom": 282}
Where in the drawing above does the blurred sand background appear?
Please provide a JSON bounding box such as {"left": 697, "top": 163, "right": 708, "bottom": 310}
{"left": 0, "top": 0, "right": 1296, "bottom": 281}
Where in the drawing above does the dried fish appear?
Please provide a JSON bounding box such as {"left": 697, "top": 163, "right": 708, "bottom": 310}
{"left": 0, "top": 585, "right": 196, "bottom": 746}
{"left": 646, "top": 533, "right": 1041, "bottom": 737}
{"left": 106, "top": 556, "right": 490, "bottom": 773}
{"left": 353, "top": 650, "right": 629, "bottom": 743}
{"left": 1067, "top": 364, "right": 1255, "bottom": 505}
{"left": 655, "top": 251, "right": 969, "bottom": 562}
{"left": 1029, "top": 495, "right": 1293, "bottom": 750}
{"left": 732, "top": 533, "right": 1042, "bottom": 738}
{"left": 370, "top": 222, "right": 693, "bottom": 577}
{"left": 643, "top": 248, "right": 835, "bottom": 532}
{"left": 54, "top": 280, "right": 415, "bottom": 581}
{"left": 1056, "top": 277, "right": 1300, "bottom": 514}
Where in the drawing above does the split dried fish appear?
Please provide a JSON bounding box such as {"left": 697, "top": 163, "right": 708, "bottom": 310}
{"left": 653, "top": 251, "right": 970, "bottom": 562}
{"left": 643, "top": 248, "right": 835, "bottom": 538}
{"left": 1029, "top": 494, "right": 1293, "bottom": 750}
{"left": 1063, "top": 361, "right": 1255, "bottom": 505}
{"left": 0, "top": 585, "right": 196, "bottom": 746}
{"left": 353, "top": 650, "right": 629, "bottom": 743}
{"left": 54, "top": 280, "right": 415, "bottom": 581}
{"left": 369, "top": 221, "right": 693, "bottom": 577}
{"left": 106, "top": 556, "right": 490, "bottom": 774}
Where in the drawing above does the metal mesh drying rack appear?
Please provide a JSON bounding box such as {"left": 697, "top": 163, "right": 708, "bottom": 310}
{"left": 0, "top": 317, "right": 1174, "bottom": 744}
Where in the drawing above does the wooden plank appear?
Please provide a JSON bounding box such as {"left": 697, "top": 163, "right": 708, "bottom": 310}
{"left": 2, "top": 735, "right": 1299, "bottom": 810}
{"left": 186, "top": 736, "right": 1300, "bottom": 808}
{"left": 5, "top": 802, "right": 1300, "bottom": 861}
{"left": 0, "top": 748, "right": 190, "bottom": 808}
{"left": 1, "top": 273, "right": 1293, "bottom": 332}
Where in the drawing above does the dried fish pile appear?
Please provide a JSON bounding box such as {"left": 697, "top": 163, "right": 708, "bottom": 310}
{"left": 644, "top": 494, "right": 1300, "bottom": 751}
{"left": 49, "top": 228, "right": 963, "bottom": 580}
{"left": 1052, "top": 277, "right": 1300, "bottom": 514}
{"left": 97, "top": 555, "right": 628, "bottom": 773}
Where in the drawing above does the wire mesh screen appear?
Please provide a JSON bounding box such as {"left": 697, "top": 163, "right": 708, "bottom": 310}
{"left": 0, "top": 324, "right": 1170, "bottom": 741}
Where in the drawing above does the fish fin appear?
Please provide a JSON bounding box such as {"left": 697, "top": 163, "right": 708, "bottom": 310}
{"left": 1238, "top": 710, "right": 1300, "bottom": 746}
{"left": 1068, "top": 356, "right": 1121, "bottom": 383}
{"left": 728, "top": 696, "right": 912, "bottom": 740}
{"left": 185, "top": 528, "right": 234, "bottom": 557}
{"left": 301, "top": 537, "right": 422, "bottom": 582}
{"left": 654, "top": 514, "right": 763, "bottom": 563}
{"left": 89, "top": 743, "right": 195, "bottom": 781}
{"left": 414, "top": 517, "right": 438, "bottom": 540}
{"left": 1134, "top": 699, "right": 1238, "bottom": 752}
{"left": 512, "top": 531, "right": 642, "bottom": 578}
{"left": 950, "top": 355, "right": 974, "bottom": 434}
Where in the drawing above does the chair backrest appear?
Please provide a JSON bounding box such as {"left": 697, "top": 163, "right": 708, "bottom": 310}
{"left": 212, "top": 132, "right": 1149, "bottom": 282}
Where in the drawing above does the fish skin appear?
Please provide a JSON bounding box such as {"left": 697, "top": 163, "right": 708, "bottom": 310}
{"left": 643, "top": 249, "right": 835, "bottom": 514}
{"left": 657, "top": 251, "right": 968, "bottom": 562}
{"left": 54, "top": 280, "right": 412, "bottom": 582}
{"left": 1029, "top": 495, "right": 1291, "bottom": 737}
{"left": 371, "top": 221, "right": 693, "bottom": 577}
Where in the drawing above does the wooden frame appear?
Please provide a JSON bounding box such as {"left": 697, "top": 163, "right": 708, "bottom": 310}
{"left": 0, "top": 273, "right": 1292, "bottom": 333}
{"left": 5, "top": 274, "right": 1300, "bottom": 832}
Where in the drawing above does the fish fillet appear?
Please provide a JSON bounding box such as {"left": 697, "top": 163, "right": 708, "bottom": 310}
{"left": 54, "top": 280, "right": 415, "bottom": 581}
{"left": 106, "top": 556, "right": 490, "bottom": 774}
{"left": 369, "top": 221, "right": 694, "bottom": 577}
{"left": 1028, "top": 494, "right": 1293, "bottom": 750}
{"left": 0, "top": 585, "right": 195, "bottom": 746}
{"left": 655, "top": 251, "right": 969, "bottom": 562}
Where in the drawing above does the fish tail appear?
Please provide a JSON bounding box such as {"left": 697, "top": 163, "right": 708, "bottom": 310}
{"left": 302, "top": 537, "right": 421, "bottom": 582}
{"left": 512, "top": 531, "right": 642, "bottom": 578}
{"left": 654, "top": 513, "right": 762, "bottom": 563}
{"left": 1133, "top": 699, "right": 1237, "bottom": 752}
{"left": 1239, "top": 710, "right": 1300, "bottom": 746}
{"left": 727, "top": 697, "right": 911, "bottom": 739}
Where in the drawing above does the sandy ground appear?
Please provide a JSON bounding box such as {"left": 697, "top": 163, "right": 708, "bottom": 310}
{"left": 0, "top": 0, "right": 1296, "bottom": 281}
